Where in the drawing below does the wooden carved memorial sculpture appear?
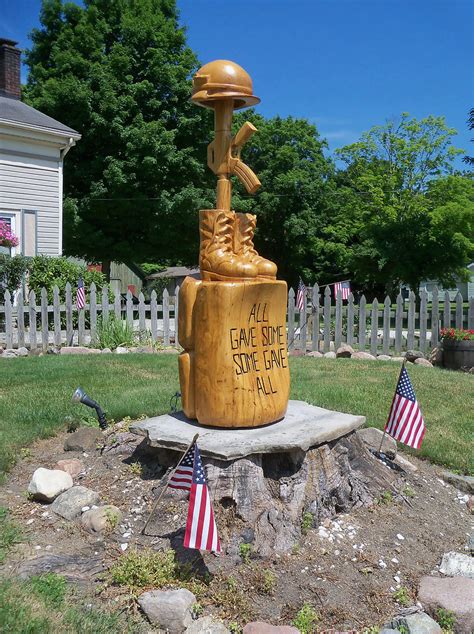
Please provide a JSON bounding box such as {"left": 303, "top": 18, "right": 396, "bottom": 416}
{"left": 178, "top": 60, "right": 290, "bottom": 427}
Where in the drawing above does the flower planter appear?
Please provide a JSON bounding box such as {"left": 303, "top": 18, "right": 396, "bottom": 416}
{"left": 442, "top": 339, "right": 474, "bottom": 370}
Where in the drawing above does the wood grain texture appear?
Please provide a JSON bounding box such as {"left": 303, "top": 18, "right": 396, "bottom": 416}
{"left": 179, "top": 277, "right": 290, "bottom": 428}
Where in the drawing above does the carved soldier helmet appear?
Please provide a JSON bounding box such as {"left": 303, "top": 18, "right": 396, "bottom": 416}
{"left": 191, "top": 60, "right": 260, "bottom": 109}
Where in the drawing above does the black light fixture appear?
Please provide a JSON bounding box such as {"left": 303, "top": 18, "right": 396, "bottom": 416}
{"left": 72, "top": 387, "right": 108, "bottom": 429}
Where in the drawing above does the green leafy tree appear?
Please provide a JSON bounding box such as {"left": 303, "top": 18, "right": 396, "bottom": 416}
{"left": 335, "top": 114, "right": 472, "bottom": 294}
{"left": 463, "top": 108, "right": 474, "bottom": 166}
{"left": 24, "top": 0, "right": 213, "bottom": 275}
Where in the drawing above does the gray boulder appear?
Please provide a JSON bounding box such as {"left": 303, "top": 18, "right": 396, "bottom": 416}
{"left": 60, "top": 346, "right": 101, "bottom": 355}
{"left": 351, "top": 351, "right": 376, "bottom": 360}
{"left": 418, "top": 576, "right": 474, "bottom": 633}
{"left": 243, "top": 623, "right": 299, "bottom": 633}
{"left": 357, "top": 427, "right": 397, "bottom": 456}
{"left": 101, "top": 348, "right": 112, "bottom": 354}
{"left": 377, "top": 354, "right": 392, "bottom": 361}
{"left": 405, "top": 350, "right": 425, "bottom": 362}
{"left": 81, "top": 505, "right": 122, "bottom": 533}
{"left": 16, "top": 347, "right": 29, "bottom": 357}
{"left": 439, "top": 551, "right": 474, "bottom": 579}
{"left": 64, "top": 427, "right": 102, "bottom": 452}
{"left": 115, "top": 346, "right": 129, "bottom": 354}
{"left": 51, "top": 486, "right": 100, "bottom": 520}
{"left": 307, "top": 351, "right": 323, "bottom": 358}
{"left": 55, "top": 458, "right": 85, "bottom": 478}
{"left": 186, "top": 616, "right": 231, "bottom": 633}
{"left": 441, "top": 471, "right": 474, "bottom": 494}
{"left": 414, "top": 358, "right": 433, "bottom": 367}
{"left": 138, "top": 588, "right": 196, "bottom": 632}
{"left": 28, "top": 468, "right": 73, "bottom": 502}
{"left": 1, "top": 351, "right": 16, "bottom": 358}
{"left": 336, "top": 344, "right": 354, "bottom": 358}
{"left": 388, "top": 612, "right": 441, "bottom": 634}
{"left": 324, "top": 351, "right": 336, "bottom": 358}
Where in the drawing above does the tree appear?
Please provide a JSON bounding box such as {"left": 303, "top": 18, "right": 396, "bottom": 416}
{"left": 463, "top": 108, "right": 474, "bottom": 166}
{"left": 24, "top": 0, "right": 214, "bottom": 273}
{"left": 232, "top": 112, "right": 339, "bottom": 287}
{"left": 335, "top": 114, "right": 472, "bottom": 294}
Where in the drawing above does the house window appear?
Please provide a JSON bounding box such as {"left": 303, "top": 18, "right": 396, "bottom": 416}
{"left": 0, "top": 213, "right": 16, "bottom": 256}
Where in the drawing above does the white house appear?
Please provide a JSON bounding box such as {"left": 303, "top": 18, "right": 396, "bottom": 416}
{"left": 0, "top": 38, "right": 80, "bottom": 257}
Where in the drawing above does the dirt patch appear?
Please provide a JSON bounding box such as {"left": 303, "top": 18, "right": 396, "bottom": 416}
{"left": 0, "top": 423, "right": 471, "bottom": 631}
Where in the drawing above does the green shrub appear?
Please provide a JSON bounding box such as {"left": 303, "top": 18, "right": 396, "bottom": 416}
{"left": 292, "top": 603, "right": 319, "bottom": 633}
{"left": 436, "top": 607, "right": 456, "bottom": 632}
{"left": 27, "top": 255, "right": 105, "bottom": 302}
{"left": 109, "top": 549, "right": 178, "bottom": 592}
{"left": 95, "top": 314, "right": 136, "bottom": 349}
{"left": 0, "top": 254, "right": 29, "bottom": 302}
{"left": 29, "top": 573, "right": 66, "bottom": 608}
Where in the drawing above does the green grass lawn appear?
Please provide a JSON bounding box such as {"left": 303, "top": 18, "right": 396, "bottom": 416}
{"left": 0, "top": 355, "right": 472, "bottom": 477}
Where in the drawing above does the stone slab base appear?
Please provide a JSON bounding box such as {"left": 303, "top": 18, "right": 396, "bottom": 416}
{"left": 130, "top": 400, "right": 365, "bottom": 460}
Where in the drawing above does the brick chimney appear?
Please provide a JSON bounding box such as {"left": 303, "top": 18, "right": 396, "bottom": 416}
{"left": 0, "top": 38, "right": 21, "bottom": 99}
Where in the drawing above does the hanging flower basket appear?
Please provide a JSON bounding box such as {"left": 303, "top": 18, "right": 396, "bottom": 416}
{"left": 0, "top": 221, "right": 19, "bottom": 249}
{"left": 440, "top": 328, "right": 474, "bottom": 370}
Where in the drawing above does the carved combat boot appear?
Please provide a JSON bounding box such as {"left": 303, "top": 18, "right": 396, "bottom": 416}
{"left": 234, "top": 212, "right": 277, "bottom": 279}
{"left": 199, "top": 209, "right": 258, "bottom": 281}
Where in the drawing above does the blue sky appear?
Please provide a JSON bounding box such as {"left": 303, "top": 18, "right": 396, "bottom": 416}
{"left": 1, "top": 0, "right": 472, "bottom": 167}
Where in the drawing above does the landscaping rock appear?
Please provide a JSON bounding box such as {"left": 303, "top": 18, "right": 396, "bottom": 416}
{"left": 115, "top": 346, "right": 129, "bottom": 354}
{"left": 102, "top": 432, "right": 142, "bottom": 456}
{"left": 16, "top": 346, "right": 29, "bottom": 357}
{"left": 186, "top": 616, "right": 230, "bottom": 633}
{"left": 357, "top": 427, "right": 397, "bottom": 456}
{"left": 138, "top": 588, "right": 195, "bottom": 632}
{"left": 336, "top": 344, "right": 354, "bottom": 358}
{"left": 439, "top": 551, "right": 474, "bottom": 579}
{"left": 379, "top": 630, "right": 401, "bottom": 634}
{"left": 64, "top": 427, "right": 102, "bottom": 452}
{"left": 467, "top": 496, "right": 474, "bottom": 515}
{"left": 391, "top": 356, "right": 406, "bottom": 362}
{"left": 101, "top": 348, "right": 112, "bottom": 354}
{"left": 134, "top": 345, "right": 155, "bottom": 354}
{"left": 1, "top": 351, "right": 16, "bottom": 358}
{"left": 324, "top": 351, "right": 336, "bottom": 358}
{"left": 307, "top": 351, "right": 323, "bottom": 358}
{"left": 377, "top": 354, "right": 392, "bottom": 361}
{"left": 81, "top": 505, "right": 122, "bottom": 533}
{"left": 288, "top": 349, "right": 304, "bottom": 357}
{"left": 28, "top": 468, "right": 73, "bottom": 502}
{"left": 418, "top": 576, "right": 474, "bottom": 633}
{"left": 388, "top": 612, "right": 441, "bottom": 634}
{"left": 414, "top": 358, "right": 433, "bottom": 367}
{"left": 243, "top": 624, "right": 299, "bottom": 634}
{"left": 51, "top": 486, "right": 100, "bottom": 520}
{"left": 405, "top": 350, "right": 425, "bottom": 362}
{"left": 351, "top": 351, "right": 376, "bottom": 360}
{"left": 55, "top": 458, "right": 85, "bottom": 478}
{"left": 441, "top": 471, "right": 474, "bottom": 494}
{"left": 60, "top": 346, "right": 101, "bottom": 355}
{"left": 393, "top": 454, "right": 418, "bottom": 473}
{"left": 159, "top": 347, "right": 180, "bottom": 354}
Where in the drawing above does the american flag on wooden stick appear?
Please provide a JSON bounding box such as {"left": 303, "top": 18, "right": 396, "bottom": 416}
{"left": 183, "top": 442, "right": 221, "bottom": 553}
{"left": 168, "top": 444, "right": 195, "bottom": 491}
{"left": 76, "top": 277, "right": 86, "bottom": 310}
{"left": 334, "top": 280, "right": 351, "bottom": 300}
{"left": 384, "top": 365, "right": 425, "bottom": 449}
{"left": 296, "top": 278, "right": 306, "bottom": 312}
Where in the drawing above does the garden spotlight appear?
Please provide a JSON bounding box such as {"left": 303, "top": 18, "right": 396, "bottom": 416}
{"left": 72, "top": 387, "right": 108, "bottom": 429}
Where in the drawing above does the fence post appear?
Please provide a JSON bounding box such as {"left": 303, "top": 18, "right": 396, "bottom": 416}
{"left": 287, "top": 288, "right": 295, "bottom": 350}
{"left": 4, "top": 290, "right": 13, "bottom": 349}
{"left": 469, "top": 297, "right": 474, "bottom": 330}
{"left": 138, "top": 292, "right": 146, "bottom": 340}
{"left": 407, "top": 291, "right": 415, "bottom": 350}
{"left": 114, "top": 289, "right": 121, "bottom": 320}
{"left": 334, "top": 291, "right": 342, "bottom": 350}
{"left": 383, "top": 295, "right": 391, "bottom": 355}
{"left": 174, "top": 285, "right": 180, "bottom": 347}
{"left": 419, "top": 288, "right": 428, "bottom": 354}
{"left": 358, "top": 295, "right": 367, "bottom": 351}
{"left": 41, "top": 287, "right": 48, "bottom": 351}
{"left": 65, "top": 282, "right": 73, "bottom": 346}
{"left": 90, "top": 283, "right": 97, "bottom": 344}
{"left": 29, "top": 290, "right": 37, "bottom": 351}
{"left": 78, "top": 305, "right": 85, "bottom": 345}
{"left": 17, "top": 289, "right": 25, "bottom": 348}
{"left": 395, "top": 292, "right": 403, "bottom": 355}
{"left": 323, "top": 286, "right": 331, "bottom": 353}
{"left": 455, "top": 292, "right": 463, "bottom": 329}
{"left": 347, "top": 292, "right": 354, "bottom": 347}
{"left": 163, "top": 289, "right": 170, "bottom": 346}
{"left": 431, "top": 286, "right": 439, "bottom": 349}
{"left": 102, "top": 285, "right": 109, "bottom": 323}
{"left": 150, "top": 290, "right": 158, "bottom": 343}
{"left": 53, "top": 286, "right": 61, "bottom": 347}
{"left": 299, "top": 291, "right": 307, "bottom": 353}
{"left": 370, "top": 298, "right": 378, "bottom": 356}
{"left": 126, "top": 290, "right": 133, "bottom": 327}
{"left": 443, "top": 291, "right": 451, "bottom": 328}
{"left": 311, "top": 284, "right": 320, "bottom": 352}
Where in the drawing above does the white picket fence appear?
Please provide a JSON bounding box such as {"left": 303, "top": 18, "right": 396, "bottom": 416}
{"left": 1, "top": 282, "right": 473, "bottom": 354}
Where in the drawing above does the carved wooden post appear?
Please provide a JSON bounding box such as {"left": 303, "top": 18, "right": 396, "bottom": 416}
{"left": 177, "top": 60, "right": 290, "bottom": 427}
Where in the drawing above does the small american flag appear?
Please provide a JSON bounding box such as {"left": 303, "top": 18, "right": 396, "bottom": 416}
{"left": 296, "top": 278, "right": 306, "bottom": 311}
{"left": 76, "top": 277, "right": 86, "bottom": 310}
{"left": 334, "top": 280, "right": 351, "bottom": 300}
{"left": 183, "top": 443, "right": 221, "bottom": 553}
{"left": 385, "top": 365, "right": 425, "bottom": 449}
{"left": 168, "top": 444, "right": 195, "bottom": 491}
